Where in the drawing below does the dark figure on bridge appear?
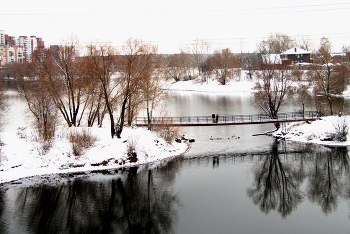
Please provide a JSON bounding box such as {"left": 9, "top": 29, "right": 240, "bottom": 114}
{"left": 216, "top": 113, "right": 219, "bottom": 123}
{"left": 212, "top": 113, "right": 216, "bottom": 123}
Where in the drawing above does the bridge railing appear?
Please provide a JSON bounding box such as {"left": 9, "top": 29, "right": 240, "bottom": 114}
{"left": 134, "top": 111, "right": 318, "bottom": 125}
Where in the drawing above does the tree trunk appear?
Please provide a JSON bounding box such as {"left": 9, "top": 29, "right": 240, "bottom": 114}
{"left": 147, "top": 107, "right": 152, "bottom": 131}
{"left": 116, "top": 97, "right": 128, "bottom": 138}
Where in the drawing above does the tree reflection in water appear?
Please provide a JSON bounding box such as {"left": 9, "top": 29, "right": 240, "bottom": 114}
{"left": 307, "top": 147, "right": 350, "bottom": 214}
{"left": 12, "top": 167, "right": 179, "bottom": 234}
{"left": 1, "top": 142, "right": 350, "bottom": 232}
{"left": 247, "top": 139, "right": 303, "bottom": 218}
{"left": 248, "top": 139, "right": 350, "bottom": 218}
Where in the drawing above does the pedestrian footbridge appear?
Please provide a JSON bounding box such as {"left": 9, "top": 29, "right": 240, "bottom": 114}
{"left": 135, "top": 111, "right": 318, "bottom": 127}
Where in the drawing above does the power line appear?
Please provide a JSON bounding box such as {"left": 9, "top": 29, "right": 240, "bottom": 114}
{"left": 1, "top": 2, "right": 350, "bottom": 19}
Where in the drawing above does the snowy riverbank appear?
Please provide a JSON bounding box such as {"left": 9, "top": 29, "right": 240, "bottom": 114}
{"left": 169, "top": 76, "right": 255, "bottom": 95}
{"left": 0, "top": 127, "right": 188, "bottom": 184}
{"left": 170, "top": 76, "right": 350, "bottom": 147}
{"left": 272, "top": 115, "right": 350, "bottom": 146}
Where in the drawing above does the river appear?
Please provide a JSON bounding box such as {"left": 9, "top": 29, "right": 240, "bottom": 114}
{"left": 0, "top": 89, "right": 350, "bottom": 233}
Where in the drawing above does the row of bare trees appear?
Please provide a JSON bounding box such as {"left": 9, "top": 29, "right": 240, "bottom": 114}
{"left": 10, "top": 38, "right": 168, "bottom": 142}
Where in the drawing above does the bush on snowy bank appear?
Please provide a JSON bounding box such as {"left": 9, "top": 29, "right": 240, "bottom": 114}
{"left": 67, "top": 128, "right": 99, "bottom": 156}
{"left": 152, "top": 120, "right": 181, "bottom": 144}
{"left": 325, "top": 116, "right": 349, "bottom": 142}
{"left": 273, "top": 115, "right": 350, "bottom": 145}
{"left": 126, "top": 134, "right": 139, "bottom": 162}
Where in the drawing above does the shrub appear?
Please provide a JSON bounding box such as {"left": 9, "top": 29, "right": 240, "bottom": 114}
{"left": 126, "top": 135, "right": 139, "bottom": 162}
{"left": 333, "top": 117, "right": 349, "bottom": 142}
{"left": 67, "top": 128, "right": 99, "bottom": 156}
{"left": 327, "top": 116, "right": 349, "bottom": 142}
{"left": 152, "top": 120, "right": 181, "bottom": 144}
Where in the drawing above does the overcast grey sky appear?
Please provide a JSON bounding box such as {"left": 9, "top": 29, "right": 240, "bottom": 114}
{"left": 2, "top": 0, "right": 350, "bottom": 53}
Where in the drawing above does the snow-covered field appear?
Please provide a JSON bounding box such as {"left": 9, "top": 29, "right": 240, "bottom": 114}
{"left": 0, "top": 74, "right": 349, "bottom": 184}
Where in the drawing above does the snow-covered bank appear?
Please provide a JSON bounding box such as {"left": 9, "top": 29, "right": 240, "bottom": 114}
{"left": 0, "top": 127, "right": 188, "bottom": 184}
{"left": 169, "top": 77, "right": 255, "bottom": 95}
{"left": 169, "top": 76, "right": 350, "bottom": 148}
{"left": 272, "top": 116, "right": 350, "bottom": 146}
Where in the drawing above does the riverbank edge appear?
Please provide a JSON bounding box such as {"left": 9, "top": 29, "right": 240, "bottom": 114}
{"left": 269, "top": 116, "right": 350, "bottom": 147}
{"left": 0, "top": 126, "right": 190, "bottom": 185}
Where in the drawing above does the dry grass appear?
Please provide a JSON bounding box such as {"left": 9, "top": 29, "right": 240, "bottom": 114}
{"left": 152, "top": 118, "right": 181, "bottom": 144}
{"left": 67, "top": 128, "right": 99, "bottom": 156}
{"left": 126, "top": 135, "right": 139, "bottom": 162}
{"left": 330, "top": 116, "right": 349, "bottom": 142}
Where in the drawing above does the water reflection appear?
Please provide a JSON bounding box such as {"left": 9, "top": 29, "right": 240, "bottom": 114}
{"left": 248, "top": 140, "right": 350, "bottom": 218}
{"left": 307, "top": 147, "right": 350, "bottom": 214}
{"left": 247, "top": 139, "right": 303, "bottom": 218}
{"left": 0, "top": 143, "right": 350, "bottom": 233}
{"left": 2, "top": 168, "right": 179, "bottom": 234}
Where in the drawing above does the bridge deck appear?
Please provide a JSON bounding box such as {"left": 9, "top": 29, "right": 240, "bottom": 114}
{"left": 135, "top": 111, "right": 318, "bottom": 127}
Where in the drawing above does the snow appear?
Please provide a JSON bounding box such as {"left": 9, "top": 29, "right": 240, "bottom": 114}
{"left": 0, "top": 127, "right": 188, "bottom": 184}
{"left": 281, "top": 47, "right": 311, "bottom": 55}
{"left": 272, "top": 115, "right": 350, "bottom": 146}
{"left": 169, "top": 72, "right": 255, "bottom": 95}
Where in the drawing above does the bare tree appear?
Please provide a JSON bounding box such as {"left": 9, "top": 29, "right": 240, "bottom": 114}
{"left": 49, "top": 37, "right": 92, "bottom": 127}
{"left": 309, "top": 37, "right": 346, "bottom": 115}
{"left": 140, "top": 55, "right": 169, "bottom": 130}
{"left": 210, "top": 48, "right": 237, "bottom": 85}
{"left": 254, "top": 42, "right": 293, "bottom": 129}
{"left": 81, "top": 55, "right": 107, "bottom": 127}
{"left": 190, "top": 38, "right": 212, "bottom": 75}
{"left": 164, "top": 53, "right": 191, "bottom": 82}
{"left": 116, "top": 38, "right": 158, "bottom": 138}
{"left": 297, "top": 36, "right": 314, "bottom": 52}
{"left": 257, "top": 33, "right": 296, "bottom": 54}
{"left": 86, "top": 43, "right": 118, "bottom": 138}
{"left": 14, "top": 62, "right": 58, "bottom": 150}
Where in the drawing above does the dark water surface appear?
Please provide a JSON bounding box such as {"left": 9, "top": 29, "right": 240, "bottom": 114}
{"left": 1, "top": 91, "right": 350, "bottom": 233}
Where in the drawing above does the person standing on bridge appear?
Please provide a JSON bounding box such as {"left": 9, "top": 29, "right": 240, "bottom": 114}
{"left": 216, "top": 113, "right": 219, "bottom": 123}
{"left": 212, "top": 113, "right": 216, "bottom": 123}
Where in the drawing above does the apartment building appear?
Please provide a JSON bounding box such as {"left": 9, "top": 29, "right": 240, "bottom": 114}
{"left": 0, "top": 30, "right": 44, "bottom": 66}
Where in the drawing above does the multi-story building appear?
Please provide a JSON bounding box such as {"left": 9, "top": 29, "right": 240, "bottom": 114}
{"left": 0, "top": 30, "right": 44, "bottom": 66}
{"left": 0, "top": 30, "right": 4, "bottom": 45}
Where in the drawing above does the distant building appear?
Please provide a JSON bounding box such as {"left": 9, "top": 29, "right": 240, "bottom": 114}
{"left": 280, "top": 47, "right": 311, "bottom": 65}
{"left": 0, "top": 30, "right": 44, "bottom": 66}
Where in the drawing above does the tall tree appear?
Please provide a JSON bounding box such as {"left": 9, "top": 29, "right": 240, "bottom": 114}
{"left": 210, "top": 48, "right": 237, "bottom": 85}
{"left": 309, "top": 37, "right": 346, "bottom": 115}
{"left": 50, "top": 37, "right": 89, "bottom": 127}
{"left": 14, "top": 62, "right": 58, "bottom": 148}
{"left": 254, "top": 37, "right": 293, "bottom": 129}
{"left": 297, "top": 36, "right": 314, "bottom": 52}
{"left": 190, "top": 38, "right": 212, "bottom": 75}
{"left": 257, "top": 33, "right": 296, "bottom": 54}
{"left": 116, "top": 38, "right": 158, "bottom": 138}
{"left": 140, "top": 55, "right": 169, "bottom": 130}
{"left": 86, "top": 43, "right": 118, "bottom": 138}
